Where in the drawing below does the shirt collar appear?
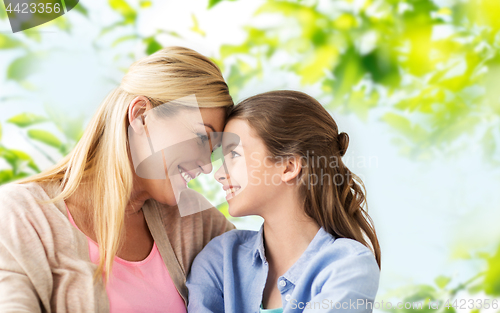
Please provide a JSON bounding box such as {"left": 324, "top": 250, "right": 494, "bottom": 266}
{"left": 252, "top": 224, "right": 266, "bottom": 266}
{"left": 251, "top": 224, "right": 336, "bottom": 278}
{"left": 283, "top": 227, "right": 335, "bottom": 285}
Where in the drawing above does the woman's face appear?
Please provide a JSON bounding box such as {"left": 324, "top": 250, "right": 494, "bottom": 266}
{"left": 130, "top": 104, "right": 226, "bottom": 207}
{"left": 214, "top": 119, "right": 284, "bottom": 217}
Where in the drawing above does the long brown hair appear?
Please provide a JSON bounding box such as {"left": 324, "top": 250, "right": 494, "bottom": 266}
{"left": 229, "top": 90, "right": 381, "bottom": 268}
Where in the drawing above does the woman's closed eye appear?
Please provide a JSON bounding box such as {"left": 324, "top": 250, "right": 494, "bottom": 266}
{"left": 197, "top": 133, "right": 209, "bottom": 144}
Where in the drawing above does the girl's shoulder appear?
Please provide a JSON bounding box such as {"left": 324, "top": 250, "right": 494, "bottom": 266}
{"left": 295, "top": 229, "right": 379, "bottom": 279}
{"left": 192, "top": 228, "right": 260, "bottom": 265}
{"left": 330, "top": 236, "right": 375, "bottom": 257}
{"left": 309, "top": 235, "right": 380, "bottom": 280}
{"left": 205, "top": 228, "right": 259, "bottom": 249}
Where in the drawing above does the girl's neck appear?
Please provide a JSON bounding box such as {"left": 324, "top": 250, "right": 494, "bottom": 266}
{"left": 261, "top": 201, "right": 320, "bottom": 275}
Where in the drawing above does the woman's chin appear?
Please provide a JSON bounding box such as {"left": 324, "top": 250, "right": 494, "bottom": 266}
{"left": 152, "top": 193, "right": 178, "bottom": 207}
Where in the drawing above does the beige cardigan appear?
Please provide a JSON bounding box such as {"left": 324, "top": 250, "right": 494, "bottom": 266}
{"left": 0, "top": 182, "right": 235, "bottom": 313}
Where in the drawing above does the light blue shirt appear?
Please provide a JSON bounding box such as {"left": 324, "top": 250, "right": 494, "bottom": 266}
{"left": 186, "top": 226, "right": 380, "bottom": 313}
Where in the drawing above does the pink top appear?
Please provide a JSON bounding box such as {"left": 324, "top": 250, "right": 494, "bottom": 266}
{"left": 65, "top": 203, "right": 187, "bottom": 313}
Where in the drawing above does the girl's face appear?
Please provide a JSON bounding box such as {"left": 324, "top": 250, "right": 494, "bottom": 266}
{"left": 215, "top": 119, "right": 284, "bottom": 217}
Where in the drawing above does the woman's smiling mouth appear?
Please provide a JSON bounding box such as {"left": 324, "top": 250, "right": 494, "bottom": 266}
{"left": 178, "top": 166, "right": 196, "bottom": 185}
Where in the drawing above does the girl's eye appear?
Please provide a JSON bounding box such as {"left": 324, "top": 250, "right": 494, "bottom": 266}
{"left": 231, "top": 151, "right": 240, "bottom": 158}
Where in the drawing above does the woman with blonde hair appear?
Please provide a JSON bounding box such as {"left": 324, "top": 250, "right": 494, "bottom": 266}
{"left": 0, "top": 46, "right": 235, "bottom": 312}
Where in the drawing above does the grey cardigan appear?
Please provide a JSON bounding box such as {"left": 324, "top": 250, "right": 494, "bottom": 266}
{"left": 0, "top": 182, "right": 235, "bottom": 312}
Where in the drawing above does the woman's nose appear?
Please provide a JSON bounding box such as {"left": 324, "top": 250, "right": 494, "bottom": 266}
{"left": 196, "top": 146, "right": 214, "bottom": 174}
{"left": 198, "top": 161, "right": 213, "bottom": 174}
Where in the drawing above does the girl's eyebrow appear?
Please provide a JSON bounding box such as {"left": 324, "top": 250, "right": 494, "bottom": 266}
{"left": 224, "top": 142, "right": 241, "bottom": 150}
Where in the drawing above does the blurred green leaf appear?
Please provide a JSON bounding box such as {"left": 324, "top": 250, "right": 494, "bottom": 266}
{"left": 0, "top": 170, "right": 13, "bottom": 184}
{"left": 0, "top": 4, "right": 6, "bottom": 20}
{"left": 46, "top": 15, "right": 72, "bottom": 33}
{"left": 403, "top": 285, "right": 437, "bottom": 303}
{"left": 216, "top": 0, "right": 500, "bottom": 162}
{"left": 23, "top": 30, "right": 42, "bottom": 42}
{"left": 43, "top": 104, "right": 84, "bottom": 142}
{"left": 481, "top": 127, "right": 499, "bottom": 164}
{"left": 190, "top": 14, "right": 206, "bottom": 37}
{"left": 297, "top": 44, "right": 338, "bottom": 85}
{"left": 112, "top": 34, "right": 139, "bottom": 47}
{"left": 468, "top": 284, "right": 483, "bottom": 295}
{"left": 0, "top": 34, "right": 24, "bottom": 49}
{"left": 208, "top": 0, "right": 237, "bottom": 9}
{"left": 331, "top": 46, "right": 363, "bottom": 97}
{"left": 484, "top": 244, "right": 500, "bottom": 295}
{"left": 217, "top": 202, "right": 230, "bottom": 218}
{"left": 0, "top": 169, "right": 30, "bottom": 184}
{"left": 6, "top": 53, "right": 41, "bottom": 82}
{"left": 225, "top": 59, "right": 261, "bottom": 98}
{"left": 27, "top": 129, "right": 62, "bottom": 149}
{"left": 7, "top": 113, "right": 48, "bottom": 128}
{"left": 144, "top": 37, "right": 162, "bottom": 55}
{"left": 435, "top": 276, "right": 451, "bottom": 289}
{"left": 73, "top": 3, "right": 89, "bottom": 17}
{"left": 108, "top": 0, "right": 137, "bottom": 23}
{"left": 140, "top": 0, "right": 152, "bottom": 8}
{"left": 381, "top": 113, "right": 429, "bottom": 145}
{"left": 0, "top": 147, "right": 40, "bottom": 173}
{"left": 362, "top": 48, "right": 401, "bottom": 87}
{"left": 99, "top": 20, "right": 129, "bottom": 37}
{"left": 157, "top": 29, "right": 181, "bottom": 38}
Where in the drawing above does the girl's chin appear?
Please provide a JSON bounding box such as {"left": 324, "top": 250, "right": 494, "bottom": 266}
{"left": 228, "top": 203, "right": 250, "bottom": 218}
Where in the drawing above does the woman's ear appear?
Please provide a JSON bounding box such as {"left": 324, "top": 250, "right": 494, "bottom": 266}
{"left": 128, "top": 96, "right": 153, "bottom": 132}
{"left": 281, "top": 156, "right": 302, "bottom": 183}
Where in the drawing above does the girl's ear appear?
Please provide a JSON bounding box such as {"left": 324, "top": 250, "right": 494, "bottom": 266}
{"left": 282, "top": 156, "right": 302, "bottom": 183}
{"left": 128, "top": 96, "right": 152, "bottom": 132}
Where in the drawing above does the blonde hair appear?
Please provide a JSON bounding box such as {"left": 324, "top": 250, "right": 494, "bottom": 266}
{"left": 18, "top": 46, "right": 234, "bottom": 281}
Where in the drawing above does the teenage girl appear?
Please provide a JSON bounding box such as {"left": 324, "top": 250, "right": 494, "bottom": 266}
{"left": 186, "top": 90, "right": 381, "bottom": 313}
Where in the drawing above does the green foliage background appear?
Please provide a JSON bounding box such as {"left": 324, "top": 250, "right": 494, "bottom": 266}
{"left": 1, "top": 0, "right": 499, "bottom": 310}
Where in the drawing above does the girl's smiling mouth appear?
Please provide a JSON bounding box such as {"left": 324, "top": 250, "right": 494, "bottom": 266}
{"left": 223, "top": 185, "right": 241, "bottom": 199}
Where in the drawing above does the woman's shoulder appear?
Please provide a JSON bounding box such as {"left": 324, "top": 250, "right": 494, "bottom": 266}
{"left": 0, "top": 181, "right": 68, "bottom": 232}
{"left": 0, "top": 182, "right": 49, "bottom": 214}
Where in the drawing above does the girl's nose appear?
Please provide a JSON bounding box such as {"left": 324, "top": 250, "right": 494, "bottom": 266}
{"left": 214, "top": 162, "right": 229, "bottom": 183}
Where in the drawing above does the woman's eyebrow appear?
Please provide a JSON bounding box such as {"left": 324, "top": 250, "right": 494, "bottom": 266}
{"left": 199, "top": 123, "right": 219, "bottom": 139}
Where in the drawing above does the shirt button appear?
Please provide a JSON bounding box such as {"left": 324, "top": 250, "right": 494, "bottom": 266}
{"left": 285, "top": 294, "right": 292, "bottom": 302}
{"left": 279, "top": 280, "right": 286, "bottom": 287}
